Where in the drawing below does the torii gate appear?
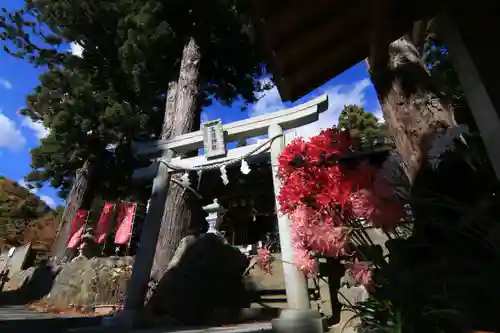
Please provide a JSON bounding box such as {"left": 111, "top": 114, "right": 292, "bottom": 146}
{"left": 109, "top": 94, "right": 328, "bottom": 329}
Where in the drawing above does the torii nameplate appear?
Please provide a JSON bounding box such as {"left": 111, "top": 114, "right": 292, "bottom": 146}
{"left": 202, "top": 119, "right": 227, "bottom": 159}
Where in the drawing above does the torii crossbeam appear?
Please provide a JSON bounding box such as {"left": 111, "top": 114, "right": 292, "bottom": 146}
{"left": 109, "top": 94, "right": 329, "bottom": 328}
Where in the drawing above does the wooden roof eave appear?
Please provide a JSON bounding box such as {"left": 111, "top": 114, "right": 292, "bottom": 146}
{"left": 249, "top": 0, "right": 440, "bottom": 101}
{"left": 250, "top": 0, "right": 361, "bottom": 100}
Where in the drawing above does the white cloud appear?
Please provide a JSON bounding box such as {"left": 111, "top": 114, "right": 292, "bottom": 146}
{"left": 250, "top": 78, "right": 384, "bottom": 137}
{"left": 372, "top": 107, "right": 385, "bottom": 124}
{"left": 295, "top": 79, "right": 375, "bottom": 138}
{"left": 0, "top": 78, "right": 12, "bottom": 90}
{"left": 0, "top": 111, "right": 26, "bottom": 151}
{"left": 22, "top": 117, "right": 50, "bottom": 139}
{"left": 18, "top": 179, "right": 38, "bottom": 194}
{"left": 200, "top": 111, "right": 210, "bottom": 123}
{"left": 70, "top": 42, "right": 83, "bottom": 57}
{"left": 245, "top": 78, "right": 285, "bottom": 143}
{"left": 40, "top": 195, "right": 56, "bottom": 208}
{"left": 250, "top": 78, "right": 283, "bottom": 117}
{"left": 246, "top": 77, "right": 383, "bottom": 141}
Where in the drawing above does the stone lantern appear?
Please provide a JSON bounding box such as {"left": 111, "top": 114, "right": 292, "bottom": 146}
{"left": 202, "top": 199, "right": 226, "bottom": 235}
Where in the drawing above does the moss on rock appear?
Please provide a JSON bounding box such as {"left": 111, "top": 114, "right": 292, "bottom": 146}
{"left": 44, "top": 257, "right": 133, "bottom": 310}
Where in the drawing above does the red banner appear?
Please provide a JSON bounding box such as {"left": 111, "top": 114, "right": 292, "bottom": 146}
{"left": 114, "top": 202, "right": 136, "bottom": 245}
{"left": 67, "top": 209, "right": 88, "bottom": 249}
{"left": 94, "top": 203, "right": 115, "bottom": 244}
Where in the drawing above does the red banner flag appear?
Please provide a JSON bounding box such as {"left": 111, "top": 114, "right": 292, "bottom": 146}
{"left": 67, "top": 209, "right": 88, "bottom": 249}
{"left": 94, "top": 203, "right": 115, "bottom": 244}
{"left": 114, "top": 202, "right": 136, "bottom": 245}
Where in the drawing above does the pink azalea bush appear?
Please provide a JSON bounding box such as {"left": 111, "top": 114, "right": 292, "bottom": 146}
{"left": 255, "top": 247, "right": 273, "bottom": 274}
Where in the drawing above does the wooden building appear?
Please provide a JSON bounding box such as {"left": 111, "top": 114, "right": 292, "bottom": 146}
{"left": 197, "top": 156, "right": 278, "bottom": 249}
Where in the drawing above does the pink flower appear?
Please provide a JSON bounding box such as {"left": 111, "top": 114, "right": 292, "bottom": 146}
{"left": 291, "top": 205, "right": 313, "bottom": 226}
{"left": 315, "top": 226, "right": 347, "bottom": 257}
{"left": 293, "top": 247, "right": 318, "bottom": 277}
{"left": 291, "top": 206, "right": 347, "bottom": 261}
{"left": 256, "top": 247, "right": 273, "bottom": 274}
{"left": 346, "top": 260, "right": 373, "bottom": 287}
{"left": 276, "top": 128, "right": 405, "bottom": 275}
{"left": 348, "top": 189, "right": 376, "bottom": 220}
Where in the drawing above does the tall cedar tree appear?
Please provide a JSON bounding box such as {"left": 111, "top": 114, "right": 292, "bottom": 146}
{"left": 0, "top": 0, "right": 268, "bottom": 268}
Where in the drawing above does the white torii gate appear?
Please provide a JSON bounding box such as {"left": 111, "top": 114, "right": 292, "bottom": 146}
{"left": 108, "top": 94, "right": 328, "bottom": 329}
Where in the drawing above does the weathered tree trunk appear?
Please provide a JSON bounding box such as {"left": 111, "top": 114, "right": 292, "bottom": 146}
{"left": 50, "top": 159, "right": 97, "bottom": 261}
{"left": 368, "top": 36, "right": 486, "bottom": 237}
{"left": 151, "top": 37, "right": 203, "bottom": 280}
{"left": 368, "top": 35, "right": 500, "bottom": 331}
{"left": 367, "top": 36, "right": 457, "bottom": 184}
{"left": 160, "top": 81, "right": 180, "bottom": 141}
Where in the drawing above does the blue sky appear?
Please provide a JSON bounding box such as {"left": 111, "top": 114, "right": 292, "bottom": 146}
{"left": 0, "top": 0, "right": 382, "bottom": 209}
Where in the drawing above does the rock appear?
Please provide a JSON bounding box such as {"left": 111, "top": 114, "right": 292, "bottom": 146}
{"left": 3, "top": 267, "right": 36, "bottom": 291}
{"left": 146, "top": 233, "right": 251, "bottom": 325}
{"left": 166, "top": 235, "right": 198, "bottom": 271}
{"left": 43, "top": 256, "right": 133, "bottom": 309}
{"left": 0, "top": 261, "right": 57, "bottom": 305}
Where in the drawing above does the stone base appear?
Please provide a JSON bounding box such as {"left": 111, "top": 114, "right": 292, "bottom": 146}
{"left": 272, "top": 309, "right": 324, "bottom": 333}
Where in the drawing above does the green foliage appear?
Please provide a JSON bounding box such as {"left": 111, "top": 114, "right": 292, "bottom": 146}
{"left": 346, "top": 297, "right": 407, "bottom": 333}
{"left": 338, "top": 104, "right": 391, "bottom": 150}
{"left": 0, "top": 0, "right": 268, "bottom": 200}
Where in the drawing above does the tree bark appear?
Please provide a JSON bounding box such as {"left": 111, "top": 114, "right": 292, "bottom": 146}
{"left": 151, "top": 37, "right": 203, "bottom": 280}
{"left": 368, "top": 35, "right": 491, "bottom": 239}
{"left": 50, "top": 159, "right": 97, "bottom": 261}
{"left": 161, "top": 80, "right": 179, "bottom": 141}
{"left": 367, "top": 36, "right": 457, "bottom": 184}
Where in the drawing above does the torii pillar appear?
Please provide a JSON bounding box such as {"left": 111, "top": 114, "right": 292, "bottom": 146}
{"left": 269, "top": 123, "right": 324, "bottom": 333}
{"left": 104, "top": 94, "right": 328, "bottom": 330}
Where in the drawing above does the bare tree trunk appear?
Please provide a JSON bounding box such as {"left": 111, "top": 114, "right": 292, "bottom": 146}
{"left": 161, "top": 81, "right": 179, "bottom": 141}
{"left": 151, "top": 37, "right": 203, "bottom": 280}
{"left": 50, "top": 159, "right": 97, "bottom": 261}
{"left": 367, "top": 36, "right": 457, "bottom": 184}
{"left": 368, "top": 35, "right": 490, "bottom": 241}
